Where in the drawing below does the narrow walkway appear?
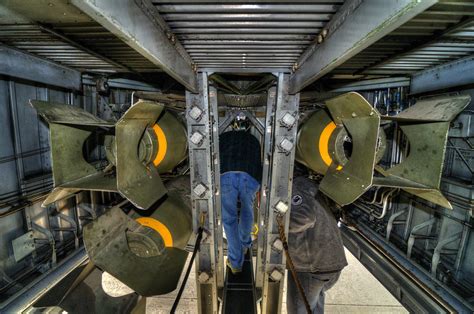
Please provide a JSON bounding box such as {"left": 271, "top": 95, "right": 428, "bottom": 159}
{"left": 222, "top": 250, "right": 257, "bottom": 314}
{"left": 146, "top": 248, "right": 407, "bottom": 313}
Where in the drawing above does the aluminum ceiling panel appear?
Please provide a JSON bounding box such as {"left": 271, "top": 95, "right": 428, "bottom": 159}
{"left": 0, "top": 23, "right": 159, "bottom": 73}
{"left": 0, "top": 0, "right": 471, "bottom": 86}
{"left": 155, "top": 1, "right": 344, "bottom": 71}
{"left": 0, "top": 1, "right": 161, "bottom": 74}
{"left": 334, "top": 1, "right": 474, "bottom": 78}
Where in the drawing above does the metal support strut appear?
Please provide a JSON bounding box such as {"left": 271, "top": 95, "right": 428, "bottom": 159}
{"left": 186, "top": 72, "right": 299, "bottom": 313}
{"left": 185, "top": 72, "right": 224, "bottom": 313}
{"left": 256, "top": 73, "right": 300, "bottom": 313}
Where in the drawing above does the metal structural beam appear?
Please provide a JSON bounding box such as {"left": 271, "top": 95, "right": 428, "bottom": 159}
{"left": 0, "top": 44, "right": 82, "bottom": 91}
{"left": 72, "top": 0, "right": 198, "bottom": 92}
{"left": 185, "top": 73, "right": 223, "bottom": 313}
{"left": 82, "top": 75, "right": 161, "bottom": 92}
{"left": 0, "top": 248, "right": 88, "bottom": 313}
{"left": 300, "top": 77, "right": 410, "bottom": 102}
{"left": 37, "top": 24, "right": 134, "bottom": 73}
{"left": 289, "top": 0, "right": 438, "bottom": 93}
{"left": 330, "top": 77, "right": 410, "bottom": 93}
{"left": 256, "top": 73, "right": 300, "bottom": 313}
{"left": 199, "top": 67, "right": 291, "bottom": 74}
{"left": 340, "top": 224, "right": 471, "bottom": 313}
{"left": 410, "top": 55, "right": 474, "bottom": 95}
{"left": 360, "top": 17, "right": 474, "bottom": 75}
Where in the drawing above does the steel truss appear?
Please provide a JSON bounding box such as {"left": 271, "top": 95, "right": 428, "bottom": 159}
{"left": 186, "top": 72, "right": 300, "bottom": 313}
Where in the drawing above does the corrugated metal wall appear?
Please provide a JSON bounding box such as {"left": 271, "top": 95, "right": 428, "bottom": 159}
{"left": 0, "top": 77, "right": 133, "bottom": 301}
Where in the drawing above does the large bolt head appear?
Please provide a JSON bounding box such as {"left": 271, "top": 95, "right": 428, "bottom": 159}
{"left": 274, "top": 201, "right": 289, "bottom": 215}
{"left": 189, "top": 106, "right": 203, "bottom": 121}
{"left": 272, "top": 239, "right": 284, "bottom": 252}
{"left": 193, "top": 183, "right": 207, "bottom": 197}
{"left": 279, "top": 138, "right": 294, "bottom": 153}
{"left": 269, "top": 269, "right": 283, "bottom": 282}
{"left": 280, "top": 113, "right": 296, "bottom": 129}
{"left": 190, "top": 131, "right": 204, "bottom": 146}
{"left": 198, "top": 272, "right": 210, "bottom": 283}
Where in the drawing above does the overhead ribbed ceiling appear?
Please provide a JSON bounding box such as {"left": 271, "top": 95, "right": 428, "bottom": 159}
{"left": 153, "top": 1, "right": 344, "bottom": 71}
{"left": 0, "top": 1, "right": 158, "bottom": 73}
{"left": 0, "top": 0, "right": 473, "bottom": 87}
{"left": 333, "top": 1, "right": 474, "bottom": 78}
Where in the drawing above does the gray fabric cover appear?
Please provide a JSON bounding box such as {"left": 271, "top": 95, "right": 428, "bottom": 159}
{"left": 288, "top": 176, "right": 348, "bottom": 273}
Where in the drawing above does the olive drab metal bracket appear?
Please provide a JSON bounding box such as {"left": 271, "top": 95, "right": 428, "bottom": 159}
{"left": 296, "top": 93, "right": 471, "bottom": 209}
{"left": 30, "top": 99, "right": 188, "bottom": 210}
{"left": 82, "top": 190, "right": 192, "bottom": 296}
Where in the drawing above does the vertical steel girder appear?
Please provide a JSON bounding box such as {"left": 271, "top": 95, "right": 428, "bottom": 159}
{"left": 256, "top": 73, "right": 300, "bottom": 313}
{"left": 0, "top": 44, "right": 81, "bottom": 91}
{"left": 255, "top": 86, "right": 278, "bottom": 292}
{"left": 289, "top": 0, "right": 438, "bottom": 93}
{"left": 72, "top": 0, "right": 197, "bottom": 92}
{"left": 209, "top": 84, "right": 225, "bottom": 292}
{"left": 185, "top": 73, "right": 223, "bottom": 313}
{"left": 186, "top": 73, "right": 300, "bottom": 313}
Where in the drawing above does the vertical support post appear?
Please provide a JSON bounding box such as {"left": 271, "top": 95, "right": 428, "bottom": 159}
{"left": 8, "top": 81, "right": 25, "bottom": 196}
{"left": 257, "top": 73, "right": 300, "bottom": 313}
{"left": 255, "top": 85, "right": 277, "bottom": 289}
{"left": 185, "top": 72, "right": 223, "bottom": 313}
{"left": 209, "top": 84, "right": 225, "bottom": 289}
{"left": 454, "top": 213, "right": 470, "bottom": 281}
{"left": 403, "top": 200, "right": 415, "bottom": 241}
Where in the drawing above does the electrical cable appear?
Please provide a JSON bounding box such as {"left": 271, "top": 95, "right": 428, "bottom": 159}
{"left": 170, "top": 226, "right": 204, "bottom": 313}
{"left": 276, "top": 214, "right": 311, "bottom": 314}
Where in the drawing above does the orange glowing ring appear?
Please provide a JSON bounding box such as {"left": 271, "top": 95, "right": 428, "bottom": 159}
{"left": 135, "top": 217, "right": 173, "bottom": 247}
{"left": 152, "top": 124, "right": 167, "bottom": 167}
{"left": 318, "top": 122, "right": 343, "bottom": 171}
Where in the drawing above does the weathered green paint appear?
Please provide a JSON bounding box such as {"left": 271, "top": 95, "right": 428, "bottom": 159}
{"left": 295, "top": 109, "right": 333, "bottom": 174}
{"left": 115, "top": 100, "right": 166, "bottom": 209}
{"left": 30, "top": 100, "right": 117, "bottom": 206}
{"left": 373, "top": 94, "right": 471, "bottom": 209}
{"left": 384, "top": 94, "right": 471, "bottom": 122}
{"left": 296, "top": 92, "right": 470, "bottom": 209}
{"left": 297, "top": 92, "right": 380, "bottom": 205}
{"left": 83, "top": 184, "right": 192, "bottom": 296}
{"left": 32, "top": 99, "right": 188, "bottom": 209}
